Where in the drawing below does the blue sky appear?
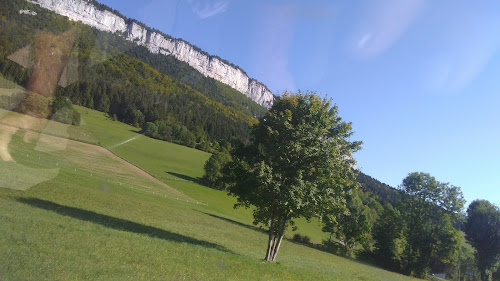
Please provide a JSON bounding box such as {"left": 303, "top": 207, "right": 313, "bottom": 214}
{"left": 99, "top": 0, "right": 500, "bottom": 207}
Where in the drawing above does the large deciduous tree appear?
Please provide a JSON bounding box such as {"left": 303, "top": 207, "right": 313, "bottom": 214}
{"left": 223, "top": 92, "right": 361, "bottom": 262}
{"left": 400, "top": 172, "right": 465, "bottom": 278}
{"left": 372, "top": 205, "right": 405, "bottom": 272}
{"left": 322, "top": 191, "right": 371, "bottom": 257}
{"left": 465, "top": 199, "right": 500, "bottom": 281}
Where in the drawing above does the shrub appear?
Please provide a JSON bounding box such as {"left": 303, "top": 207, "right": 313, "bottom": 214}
{"left": 292, "top": 233, "right": 311, "bottom": 244}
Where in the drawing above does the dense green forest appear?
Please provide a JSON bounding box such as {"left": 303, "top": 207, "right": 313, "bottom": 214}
{"left": 0, "top": 0, "right": 262, "bottom": 150}
{"left": 124, "top": 46, "right": 268, "bottom": 118}
{"left": 357, "top": 172, "right": 402, "bottom": 207}
{"left": 56, "top": 50, "right": 257, "bottom": 148}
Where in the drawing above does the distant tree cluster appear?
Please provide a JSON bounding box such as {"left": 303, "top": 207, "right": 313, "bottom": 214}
{"left": 200, "top": 92, "right": 490, "bottom": 279}
{"left": 0, "top": 92, "right": 80, "bottom": 125}
{"left": 143, "top": 120, "right": 196, "bottom": 148}
{"left": 203, "top": 150, "right": 231, "bottom": 189}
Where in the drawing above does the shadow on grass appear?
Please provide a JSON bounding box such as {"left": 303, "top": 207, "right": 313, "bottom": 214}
{"left": 166, "top": 171, "right": 201, "bottom": 184}
{"left": 197, "top": 211, "right": 265, "bottom": 234}
{"left": 17, "top": 197, "right": 232, "bottom": 253}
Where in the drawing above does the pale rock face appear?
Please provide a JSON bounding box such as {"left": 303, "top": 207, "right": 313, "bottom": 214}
{"left": 28, "top": 0, "right": 274, "bottom": 108}
{"left": 28, "top": 0, "right": 127, "bottom": 33}
{"left": 19, "top": 10, "right": 38, "bottom": 15}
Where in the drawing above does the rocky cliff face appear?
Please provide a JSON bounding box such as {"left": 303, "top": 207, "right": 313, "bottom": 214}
{"left": 28, "top": 0, "right": 274, "bottom": 108}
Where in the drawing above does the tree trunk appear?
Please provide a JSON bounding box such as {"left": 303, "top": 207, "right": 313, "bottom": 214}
{"left": 481, "top": 270, "right": 492, "bottom": 281}
{"left": 270, "top": 234, "right": 284, "bottom": 261}
{"left": 265, "top": 218, "right": 275, "bottom": 261}
{"left": 264, "top": 217, "right": 286, "bottom": 262}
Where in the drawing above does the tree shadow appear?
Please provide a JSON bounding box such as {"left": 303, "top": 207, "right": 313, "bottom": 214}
{"left": 197, "top": 210, "right": 265, "bottom": 234}
{"left": 166, "top": 171, "right": 201, "bottom": 184}
{"left": 17, "top": 197, "right": 232, "bottom": 253}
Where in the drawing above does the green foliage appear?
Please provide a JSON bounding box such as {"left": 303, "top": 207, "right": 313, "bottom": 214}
{"left": 373, "top": 205, "right": 406, "bottom": 272}
{"left": 203, "top": 151, "right": 231, "bottom": 189}
{"left": 0, "top": 91, "right": 51, "bottom": 118}
{"left": 142, "top": 120, "right": 198, "bottom": 148}
{"left": 55, "top": 48, "right": 257, "bottom": 149}
{"left": 357, "top": 172, "right": 402, "bottom": 208}
{"left": 399, "top": 172, "right": 465, "bottom": 278}
{"left": 0, "top": 92, "right": 24, "bottom": 111}
{"left": 292, "top": 233, "right": 311, "bottom": 244}
{"left": 51, "top": 95, "right": 80, "bottom": 125}
{"left": 0, "top": 92, "right": 80, "bottom": 125}
{"left": 465, "top": 200, "right": 500, "bottom": 281}
{"left": 16, "top": 91, "right": 51, "bottom": 118}
{"left": 124, "top": 46, "right": 268, "bottom": 118}
{"left": 0, "top": 0, "right": 72, "bottom": 57}
{"left": 322, "top": 191, "right": 371, "bottom": 257}
{"left": 449, "top": 242, "right": 479, "bottom": 281}
{"left": 223, "top": 92, "right": 362, "bottom": 261}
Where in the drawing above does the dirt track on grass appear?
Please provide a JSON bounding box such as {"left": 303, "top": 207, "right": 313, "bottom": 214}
{"left": 64, "top": 137, "right": 191, "bottom": 199}
{"left": 0, "top": 120, "right": 192, "bottom": 200}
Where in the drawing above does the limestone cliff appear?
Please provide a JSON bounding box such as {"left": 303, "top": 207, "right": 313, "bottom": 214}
{"left": 28, "top": 0, "right": 274, "bottom": 108}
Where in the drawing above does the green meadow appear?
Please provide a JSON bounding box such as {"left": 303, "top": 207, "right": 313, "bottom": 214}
{"left": 0, "top": 106, "right": 419, "bottom": 280}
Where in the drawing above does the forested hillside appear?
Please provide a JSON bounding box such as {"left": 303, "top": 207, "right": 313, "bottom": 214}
{"left": 357, "top": 172, "right": 402, "bottom": 207}
{"left": 0, "top": 0, "right": 263, "bottom": 150}
{"left": 124, "top": 46, "right": 268, "bottom": 118}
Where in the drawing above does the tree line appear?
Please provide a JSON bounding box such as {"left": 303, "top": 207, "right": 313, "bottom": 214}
{"left": 203, "top": 92, "right": 500, "bottom": 280}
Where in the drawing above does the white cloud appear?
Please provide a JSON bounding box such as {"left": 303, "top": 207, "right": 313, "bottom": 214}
{"left": 186, "top": 0, "right": 230, "bottom": 19}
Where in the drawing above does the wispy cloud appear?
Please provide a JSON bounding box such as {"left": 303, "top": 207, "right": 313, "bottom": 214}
{"left": 186, "top": 0, "right": 230, "bottom": 19}
{"left": 421, "top": 5, "right": 500, "bottom": 95}
{"left": 350, "top": 0, "right": 425, "bottom": 59}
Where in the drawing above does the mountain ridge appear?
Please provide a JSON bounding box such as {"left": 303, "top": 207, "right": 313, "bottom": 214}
{"left": 27, "top": 0, "right": 275, "bottom": 108}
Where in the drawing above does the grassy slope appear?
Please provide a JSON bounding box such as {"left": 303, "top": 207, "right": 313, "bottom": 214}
{"left": 77, "top": 106, "right": 326, "bottom": 240}
{"left": 0, "top": 106, "right": 419, "bottom": 280}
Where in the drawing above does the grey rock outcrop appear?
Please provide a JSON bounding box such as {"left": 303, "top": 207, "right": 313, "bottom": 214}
{"left": 28, "top": 0, "right": 274, "bottom": 108}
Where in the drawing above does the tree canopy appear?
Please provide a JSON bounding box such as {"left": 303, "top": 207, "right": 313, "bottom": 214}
{"left": 203, "top": 151, "right": 231, "bottom": 189}
{"left": 399, "top": 172, "right": 465, "bottom": 278}
{"left": 322, "top": 191, "right": 371, "bottom": 257}
{"left": 372, "top": 205, "right": 405, "bottom": 272}
{"left": 465, "top": 199, "right": 500, "bottom": 281}
{"left": 223, "top": 92, "right": 362, "bottom": 261}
